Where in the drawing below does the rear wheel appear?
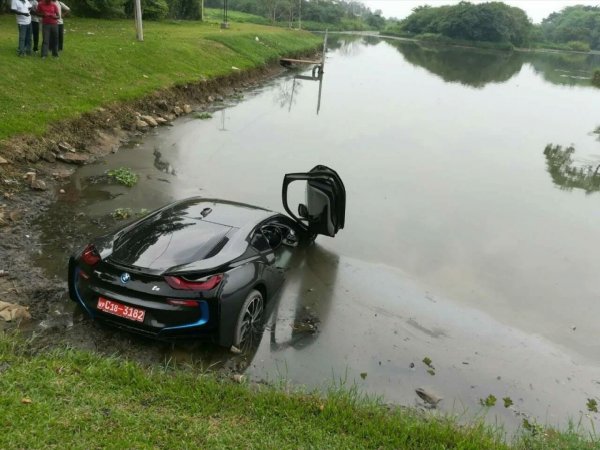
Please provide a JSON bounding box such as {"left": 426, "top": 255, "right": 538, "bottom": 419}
{"left": 233, "top": 290, "right": 265, "bottom": 353}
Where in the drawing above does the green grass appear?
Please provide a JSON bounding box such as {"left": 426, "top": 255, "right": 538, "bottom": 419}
{"left": 291, "top": 18, "right": 374, "bottom": 32}
{"left": 0, "top": 333, "right": 598, "bottom": 449}
{"left": 203, "top": 8, "right": 374, "bottom": 32}
{"left": 204, "top": 7, "right": 270, "bottom": 25}
{"left": 0, "top": 16, "right": 320, "bottom": 142}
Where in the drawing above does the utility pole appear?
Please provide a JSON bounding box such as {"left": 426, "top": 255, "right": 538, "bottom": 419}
{"left": 134, "top": 0, "right": 143, "bottom": 41}
{"left": 221, "top": 0, "right": 229, "bottom": 28}
{"left": 298, "top": 0, "right": 301, "bottom": 29}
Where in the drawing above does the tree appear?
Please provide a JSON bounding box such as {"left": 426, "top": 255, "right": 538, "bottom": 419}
{"left": 541, "top": 5, "right": 600, "bottom": 50}
{"left": 397, "top": 1, "right": 532, "bottom": 46}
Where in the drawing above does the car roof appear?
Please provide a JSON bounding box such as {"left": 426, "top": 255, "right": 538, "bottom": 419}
{"left": 156, "top": 198, "right": 281, "bottom": 274}
{"left": 165, "top": 197, "right": 276, "bottom": 229}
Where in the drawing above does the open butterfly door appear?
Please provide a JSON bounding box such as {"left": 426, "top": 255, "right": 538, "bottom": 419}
{"left": 282, "top": 165, "right": 346, "bottom": 237}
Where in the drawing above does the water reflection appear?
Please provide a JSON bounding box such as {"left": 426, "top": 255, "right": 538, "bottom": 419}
{"left": 278, "top": 67, "right": 325, "bottom": 114}
{"left": 385, "top": 39, "right": 600, "bottom": 88}
{"left": 275, "top": 77, "right": 302, "bottom": 109}
{"left": 528, "top": 52, "right": 599, "bottom": 86}
{"left": 544, "top": 143, "right": 600, "bottom": 194}
{"left": 389, "top": 41, "right": 523, "bottom": 88}
{"left": 267, "top": 244, "right": 339, "bottom": 352}
{"left": 153, "top": 148, "right": 176, "bottom": 175}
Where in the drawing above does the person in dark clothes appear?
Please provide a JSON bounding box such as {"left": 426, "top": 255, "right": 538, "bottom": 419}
{"left": 56, "top": 1, "right": 70, "bottom": 51}
{"left": 30, "top": 0, "right": 40, "bottom": 53}
{"left": 36, "top": 0, "right": 59, "bottom": 58}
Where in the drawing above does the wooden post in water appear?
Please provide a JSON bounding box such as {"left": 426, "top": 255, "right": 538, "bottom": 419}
{"left": 320, "top": 29, "right": 328, "bottom": 74}
{"left": 134, "top": 0, "right": 143, "bottom": 41}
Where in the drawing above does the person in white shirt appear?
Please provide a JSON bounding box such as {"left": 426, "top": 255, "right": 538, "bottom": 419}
{"left": 10, "top": 0, "right": 33, "bottom": 56}
{"left": 30, "top": 0, "right": 40, "bottom": 53}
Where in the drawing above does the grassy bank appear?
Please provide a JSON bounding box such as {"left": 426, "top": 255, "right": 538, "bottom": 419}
{"left": 0, "top": 16, "right": 320, "bottom": 142}
{"left": 204, "top": 8, "right": 374, "bottom": 32}
{"left": 381, "top": 31, "right": 515, "bottom": 51}
{"left": 0, "top": 333, "right": 597, "bottom": 449}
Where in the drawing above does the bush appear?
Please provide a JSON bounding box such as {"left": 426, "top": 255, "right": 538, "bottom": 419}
{"left": 125, "top": 0, "right": 168, "bottom": 20}
{"left": 592, "top": 70, "right": 600, "bottom": 88}
{"left": 69, "top": 0, "right": 126, "bottom": 18}
{"left": 166, "top": 0, "right": 200, "bottom": 20}
{"left": 566, "top": 40, "right": 590, "bottom": 52}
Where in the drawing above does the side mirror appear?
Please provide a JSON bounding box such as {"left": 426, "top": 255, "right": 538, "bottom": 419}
{"left": 298, "top": 204, "right": 308, "bottom": 219}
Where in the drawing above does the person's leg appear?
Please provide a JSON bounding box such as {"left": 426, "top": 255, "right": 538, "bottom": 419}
{"left": 17, "top": 25, "right": 26, "bottom": 56}
{"left": 58, "top": 24, "right": 64, "bottom": 51}
{"left": 49, "top": 25, "right": 55, "bottom": 52}
{"left": 25, "top": 24, "right": 32, "bottom": 55}
{"left": 50, "top": 25, "right": 59, "bottom": 57}
{"left": 32, "top": 22, "right": 39, "bottom": 52}
{"left": 41, "top": 23, "right": 50, "bottom": 57}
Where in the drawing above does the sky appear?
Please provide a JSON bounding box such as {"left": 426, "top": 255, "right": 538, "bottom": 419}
{"left": 361, "top": 1, "right": 600, "bottom": 23}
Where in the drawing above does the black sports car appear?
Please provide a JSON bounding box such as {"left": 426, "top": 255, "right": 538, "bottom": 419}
{"left": 68, "top": 165, "right": 345, "bottom": 351}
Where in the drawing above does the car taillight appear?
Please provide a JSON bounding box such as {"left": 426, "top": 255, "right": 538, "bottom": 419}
{"left": 81, "top": 244, "right": 101, "bottom": 266}
{"left": 165, "top": 274, "right": 223, "bottom": 291}
{"left": 167, "top": 299, "right": 199, "bottom": 307}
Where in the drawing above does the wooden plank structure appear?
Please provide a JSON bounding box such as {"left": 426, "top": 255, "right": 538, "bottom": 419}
{"left": 280, "top": 30, "right": 328, "bottom": 78}
{"left": 283, "top": 31, "right": 328, "bottom": 115}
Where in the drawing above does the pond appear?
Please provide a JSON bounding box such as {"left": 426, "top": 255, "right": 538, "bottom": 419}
{"left": 35, "top": 36, "right": 600, "bottom": 432}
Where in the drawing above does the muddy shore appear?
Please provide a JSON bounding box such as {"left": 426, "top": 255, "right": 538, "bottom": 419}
{"left": 0, "top": 62, "right": 296, "bottom": 369}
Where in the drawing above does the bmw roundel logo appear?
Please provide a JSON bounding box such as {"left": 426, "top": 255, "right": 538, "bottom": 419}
{"left": 120, "top": 272, "right": 131, "bottom": 284}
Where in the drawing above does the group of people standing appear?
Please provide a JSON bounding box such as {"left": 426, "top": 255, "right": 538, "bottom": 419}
{"left": 11, "top": 0, "right": 70, "bottom": 58}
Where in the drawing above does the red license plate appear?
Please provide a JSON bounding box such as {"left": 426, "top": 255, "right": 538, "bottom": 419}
{"left": 97, "top": 297, "right": 146, "bottom": 323}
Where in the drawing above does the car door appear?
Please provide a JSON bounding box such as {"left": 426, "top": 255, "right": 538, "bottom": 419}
{"left": 282, "top": 165, "right": 346, "bottom": 237}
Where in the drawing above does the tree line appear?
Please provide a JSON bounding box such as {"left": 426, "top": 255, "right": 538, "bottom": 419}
{"left": 384, "top": 2, "right": 600, "bottom": 51}
{"left": 203, "top": 0, "right": 385, "bottom": 30}
{"left": 0, "top": 0, "right": 384, "bottom": 29}
{"left": 0, "top": 0, "right": 200, "bottom": 20}
{"left": 2, "top": 0, "right": 599, "bottom": 52}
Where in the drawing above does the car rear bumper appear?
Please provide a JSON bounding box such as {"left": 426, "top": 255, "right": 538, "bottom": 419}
{"left": 68, "top": 258, "right": 219, "bottom": 341}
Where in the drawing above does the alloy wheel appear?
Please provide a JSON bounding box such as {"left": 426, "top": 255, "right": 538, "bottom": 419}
{"left": 238, "top": 294, "right": 264, "bottom": 352}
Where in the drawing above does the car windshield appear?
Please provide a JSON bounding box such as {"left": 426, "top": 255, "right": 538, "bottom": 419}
{"left": 111, "top": 208, "right": 233, "bottom": 270}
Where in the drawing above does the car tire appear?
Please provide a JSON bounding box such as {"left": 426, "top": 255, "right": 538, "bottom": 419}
{"left": 233, "top": 289, "right": 265, "bottom": 352}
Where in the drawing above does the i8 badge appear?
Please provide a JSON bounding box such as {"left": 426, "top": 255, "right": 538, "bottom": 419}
{"left": 120, "top": 272, "right": 131, "bottom": 284}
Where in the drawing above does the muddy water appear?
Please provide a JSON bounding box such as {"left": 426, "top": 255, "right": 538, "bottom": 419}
{"left": 34, "top": 36, "right": 600, "bottom": 431}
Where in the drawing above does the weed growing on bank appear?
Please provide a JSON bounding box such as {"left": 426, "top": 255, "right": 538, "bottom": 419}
{"left": 194, "top": 112, "right": 213, "bottom": 120}
{"left": 107, "top": 167, "right": 139, "bottom": 187}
